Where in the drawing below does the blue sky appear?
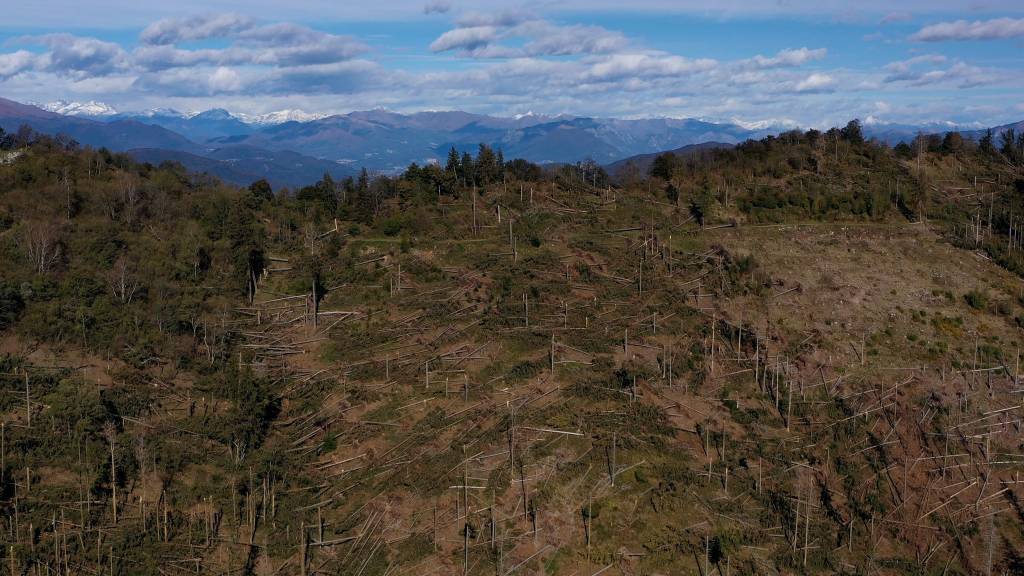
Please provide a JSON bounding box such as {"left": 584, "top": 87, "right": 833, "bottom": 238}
{"left": 1, "top": 1, "right": 1022, "bottom": 127}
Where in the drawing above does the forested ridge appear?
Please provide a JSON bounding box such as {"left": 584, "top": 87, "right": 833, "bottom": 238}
{"left": 2, "top": 119, "right": 1024, "bottom": 574}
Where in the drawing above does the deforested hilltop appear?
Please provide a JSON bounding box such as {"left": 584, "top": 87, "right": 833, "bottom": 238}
{"left": 2, "top": 120, "right": 1024, "bottom": 575}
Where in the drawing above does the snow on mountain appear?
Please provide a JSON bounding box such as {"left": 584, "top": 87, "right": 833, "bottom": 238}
{"left": 137, "top": 108, "right": 190, "bottom": 119}
{"left": 40, "top": 100, "right": 118, "bottom": 117}
{"left": 239, "top": 109, "right": 330, "bottom": 125}
{"left": 729, "top": 117, "right": 800, "bottom": 131}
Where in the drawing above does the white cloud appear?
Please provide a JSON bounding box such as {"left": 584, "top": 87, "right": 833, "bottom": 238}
{"left": 883, "top": 55, "right": 995, "bottom": 88}
{"left": 430, "top": 26, "right": 500, "bottom": 52}
{"left": 0, "top": 50, "right": 36, "bottom": 79}
{"left": 882, "top": 54, "right": 947, "bottom": 81}
{"left": 911, "top": 17, "right": 1024, "bottom": 41}
{"left": 794, "top": 73, "right": 836, "bottom": 92}
{"left": 134, "top": 66, "right": 255, "bottom": 96}
{"left": 209, "top": 67, "right": 242, "bottom": 92}
{"left": 140, "top": 13, "right": 254, "bottom": 45}
{"left": 28, "top": 34, "right": 130, "bottom": 79}
{"left": 581, "top": 54, "right": 717, "bottom": 83}
{"left": 134, "top": 23, "right": 366, "bottom": 70}
{"left": 747, "top": 47, "right": 827, "bottom": 69}
{"left": 522, "top": 23, "right": 627, "bottom": 56}
{"left": 430, "top": 13, "right": 626, "bottom": 58}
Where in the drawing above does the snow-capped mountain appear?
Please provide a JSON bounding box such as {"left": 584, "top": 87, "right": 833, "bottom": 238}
{"left": 135, "top": 108, "right": 190, "bottom": 119}
{"left": 39, "top": 100, "right": 118, "bottom": 117}
{"left": 17, "top": 95, "right": 1011, "bottom": 177}
{"left": 729, "top": 117, "right": 801, "bottom": 131}
{"left": 240, "top": 109, "right": 330, "bottom": 125}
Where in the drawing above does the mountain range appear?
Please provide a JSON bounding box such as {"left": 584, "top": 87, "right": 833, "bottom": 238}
{"left": 2, "top": 97, "right": 1020, "bottom": 188}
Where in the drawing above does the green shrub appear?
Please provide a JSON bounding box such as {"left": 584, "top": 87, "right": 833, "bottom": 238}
{"left": 964, "top": 290, "right": 988, "bottom": 310}
{"left": 0, "top": 280, "right": 23, "bottom": 328}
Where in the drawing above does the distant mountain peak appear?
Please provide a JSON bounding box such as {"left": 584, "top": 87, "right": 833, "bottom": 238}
{"left": 39, "top": 100, "right": 118, "bottom": 117}
{"left": 193, "top": 108, "right": 238, "bottom": 121}
{"left": 237, "top": 109, "right": 330, "bottom": 125}
{"left": 136, "top": 108, "right": 189, "bottom": 118}
{"left": 728, "top": 117, "right": 800, "bottom": 131}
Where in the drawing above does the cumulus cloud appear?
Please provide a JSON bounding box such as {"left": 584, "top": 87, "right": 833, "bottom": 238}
{"left": 430, "top": 26, "right": 500, "bottom": 52}
{"left": 909, "top": 62, "right": 995, "bottom": 88}
{"left": 26, "top": 34, "right": 130, "bottom": 78}
{"left": 522, "top": 23, "right": 627, "bottom": 56}
{"left": 882, "top": 54, "right": 947, "bottom": 82}
{"left": 794, "top": 73, "right": 835, "bottom": 92}
{"left": 911, "top": 17, "right": 1024, "bottom": 41}
{"left": 581, "top": 54, "right": 717, "bottom": 83}
{"left": 883, "top": 55, "right": 995, "bottom": 88}
{"left": 134, "top": 66, "right": 250, "bottom": 97}
{"left": 134, "top": 22, "right": 366, "bottom": 70}
{"left": 430, "top": 11, "right": 624, "bottom": 58}
{"left": 140, "top": 13, "right": 254, "bottom": 45}
{"left": 0, "top": 50, "right": 36, "bottom": 79}
{"left": 747, "top": 47, "right": 827, "bottom": 69}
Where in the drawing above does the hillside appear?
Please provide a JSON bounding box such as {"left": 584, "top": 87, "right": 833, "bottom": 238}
{"left": 0, "top": 100, "right": 197, "bottom": 153}
{"left": 127, "top": 146, "right": 356, "bottom": 189}
{"left": 605, "top": 142, "right": 732, "bottom": 180}
{"left": 2, "top": 121, "right": 1024, "bottom": 575}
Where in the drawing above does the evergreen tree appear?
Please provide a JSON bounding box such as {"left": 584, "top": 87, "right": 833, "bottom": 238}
{"left": 248, "top": 178, "right": 274, "bottom": 202}
{"left": 354, "top": 168, "right": 373, "bottom": 224}
{"left": 357, "top": 167, "right": 369, "bottom": 193}
{"left": 665, "top": 182, "right": 679, "bottom": 203}
{"left": 979, "top": 129, "right": 996, "bottom": 156}
{"left": 460, "top": 152, "right": 474, "bottom": 186}
{"left": 650, "top": 152, "right": 680, "bottom": 180}
{"left": 941, "top": 131, "right": 963, "bottom": 154}
{"left": 1001, "top": 129, "right": 1020, "bottom": 163}
{"left": 841, "top": 119, "right": 864, "bottom": 144}
{"left": 476, "top": 143, "right": 499, "bottom": 185}
{"left": 445, "top": 146, "right": 460, "bottom": 176}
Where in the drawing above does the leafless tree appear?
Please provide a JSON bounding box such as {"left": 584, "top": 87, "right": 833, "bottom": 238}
{"left": 60, "top": 166, "right": 75, "bottom": 220}
{"left": 20, "top": 222, "right": 62, "bottom": 273}
{"left": 99, "top": 185, "right": 119, "bottom": 220}
{"left": 108, "top": 255, "right": 141, "bottom": 305}
{"left": 120, "top": 174, "right": 142, "bottom": 224}
{"left": 103, "top": 422, "right": 118, "bottom": 525}
{"left": 133, "top": 433, "right": 148, "bottom": 486}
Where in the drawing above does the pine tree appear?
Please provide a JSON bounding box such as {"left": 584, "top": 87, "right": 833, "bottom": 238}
{"left": 446, "top": 146, "right": 460, "bottom": 176}
{"left": 1001, "top": 129, "right": 1019, "bottom": 163}
{"left": 355, "top": 168, "right": 373, "bottom": 224}
{"left": 841, "top": 119, "right": 864, "bottom": 145}
{"left": 979, "top": 129, "right": 996, "bottom": 156}
{"left": 460, "top": 152, "right": 474, "bottom": 186}
{"left": 476, "top": 144, "right": 498, "bottom": 185}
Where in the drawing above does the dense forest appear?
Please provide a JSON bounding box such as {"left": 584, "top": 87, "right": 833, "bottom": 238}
{"left": 1, "top": 119, "right": 1024, "bottom": 575}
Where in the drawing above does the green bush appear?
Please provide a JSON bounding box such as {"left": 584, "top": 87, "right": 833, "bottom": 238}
{"left": 964, "top": 290, "right": 988, "bottom": 310}
{"left": 0, "top": 280, "right": 23, "bottom": 328}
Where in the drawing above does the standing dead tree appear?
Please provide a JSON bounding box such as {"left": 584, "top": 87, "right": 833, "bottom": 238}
{"left": 20, "top": 222, "right": 63, "bottom": 273}
{"left": 107, "top": 255, "right": 141, "bottom": 305}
